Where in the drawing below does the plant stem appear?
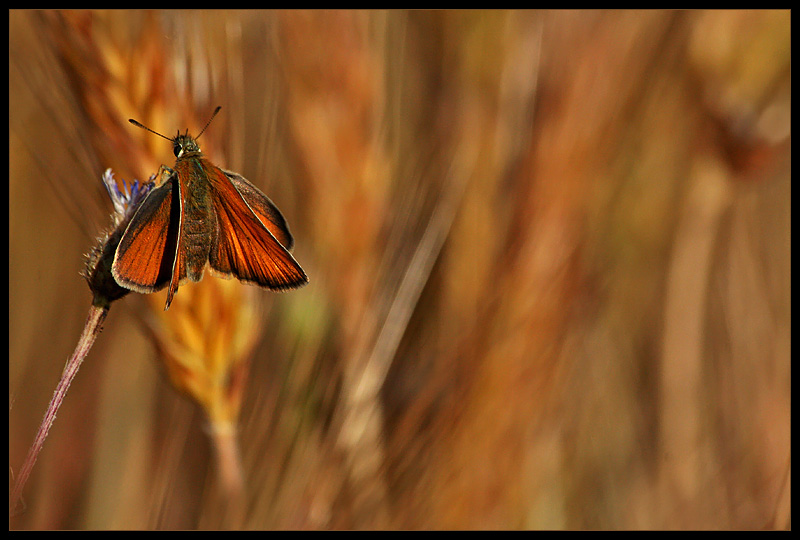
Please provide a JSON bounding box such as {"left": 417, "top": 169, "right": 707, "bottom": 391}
{"left": 208, "top": 421, "right": 245, "bottom": 500}
{"left": 9, "top": 304, "right": 109, "bottom": 516}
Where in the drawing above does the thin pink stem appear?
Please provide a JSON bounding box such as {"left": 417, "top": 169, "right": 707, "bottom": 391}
{"left": 10, "top": 304, "right": 109, "bottom": 516}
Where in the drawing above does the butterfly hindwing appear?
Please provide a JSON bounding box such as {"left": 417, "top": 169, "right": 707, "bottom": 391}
{"left": 206, "top": 163, "right": 308, "bottom": 290}
{"left": 164, "top": 171, "right": 187, "bottom": 309}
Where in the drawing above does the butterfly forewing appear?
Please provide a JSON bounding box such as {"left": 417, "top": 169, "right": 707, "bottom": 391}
{"left": 223, "top": 170, "right": 295, "bottom": 250}
{"left": 206, "top": 165, "right": 308, "bottom": 290}
{"left": 112, "top": 179, "right": 180, "bottom": 293}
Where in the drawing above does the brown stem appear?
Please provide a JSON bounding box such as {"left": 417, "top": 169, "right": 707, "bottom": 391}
{"left": 10, "top": 304, "right": 109, "bottom": 516}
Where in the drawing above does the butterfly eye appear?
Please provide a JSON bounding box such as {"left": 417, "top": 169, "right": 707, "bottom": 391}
{"left": 173, "top": 143, "right": 181, "bottom": 157}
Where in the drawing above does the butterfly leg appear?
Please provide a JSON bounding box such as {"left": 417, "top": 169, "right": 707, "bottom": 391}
{"left": 155, "top": 165, "right": 176, "bottom": 187}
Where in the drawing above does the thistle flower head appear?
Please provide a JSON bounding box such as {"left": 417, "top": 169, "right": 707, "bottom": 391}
{"left": 102, "top": 168, "right": 154, "bottom": 226}
{"left": 83, "top": 169, "right": 155, "bottom": 308}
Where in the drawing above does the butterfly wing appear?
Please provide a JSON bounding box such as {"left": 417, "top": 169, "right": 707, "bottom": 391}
{"left": 206, "top": 164, "right": 308, "bottom": 290}
{"left": 112, "top": 177, "right": 181, "bottom": 296}
{"left": 222, "top": 169, "right": 295, "bottom": 250}
{"left": 164, "top": 171, "right": 188, "bottom": 309}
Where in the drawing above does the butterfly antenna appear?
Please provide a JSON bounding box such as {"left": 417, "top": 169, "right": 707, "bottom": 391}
{"left": 128, "top": 118, "right": 173, "bottom": 142}
{"left": 196, "top": 106, "right": 222, "bottom": 140}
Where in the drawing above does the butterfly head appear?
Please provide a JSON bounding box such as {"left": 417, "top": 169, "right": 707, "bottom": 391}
{"left": 173, "top": 131, "right": 201, "bottom": 158}
{"left": 129, "top": 107, "right": 221, "bottom": 161}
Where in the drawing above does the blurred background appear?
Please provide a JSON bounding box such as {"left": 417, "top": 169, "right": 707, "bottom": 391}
{"left": 9, "top": 10, "right": 790, "bottom": 530}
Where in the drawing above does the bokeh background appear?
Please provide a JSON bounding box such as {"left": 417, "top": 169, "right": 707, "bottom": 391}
{"left": 9, "top": 10, "right": 790, "bottom": 530}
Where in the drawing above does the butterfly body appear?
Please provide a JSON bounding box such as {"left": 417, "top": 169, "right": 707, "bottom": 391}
{"left": 112, "top": 110, "right": 308, "bottom": 310}
{"left": 172, "top": 153, "right": 216, "bottom": 282}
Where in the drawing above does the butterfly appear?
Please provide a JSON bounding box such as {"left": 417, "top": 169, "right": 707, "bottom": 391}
{"left": 112, "top": 106, "right": 308, "bottom": 310}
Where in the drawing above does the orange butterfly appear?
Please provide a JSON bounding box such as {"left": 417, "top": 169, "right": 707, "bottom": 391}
{"left": 112, "top": 107, "right": 308, "bottom": 309}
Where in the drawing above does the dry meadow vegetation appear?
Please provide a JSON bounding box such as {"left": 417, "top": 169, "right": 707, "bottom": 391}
{"left": 9, "top": 10, "right": 790, "bottom": 530}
